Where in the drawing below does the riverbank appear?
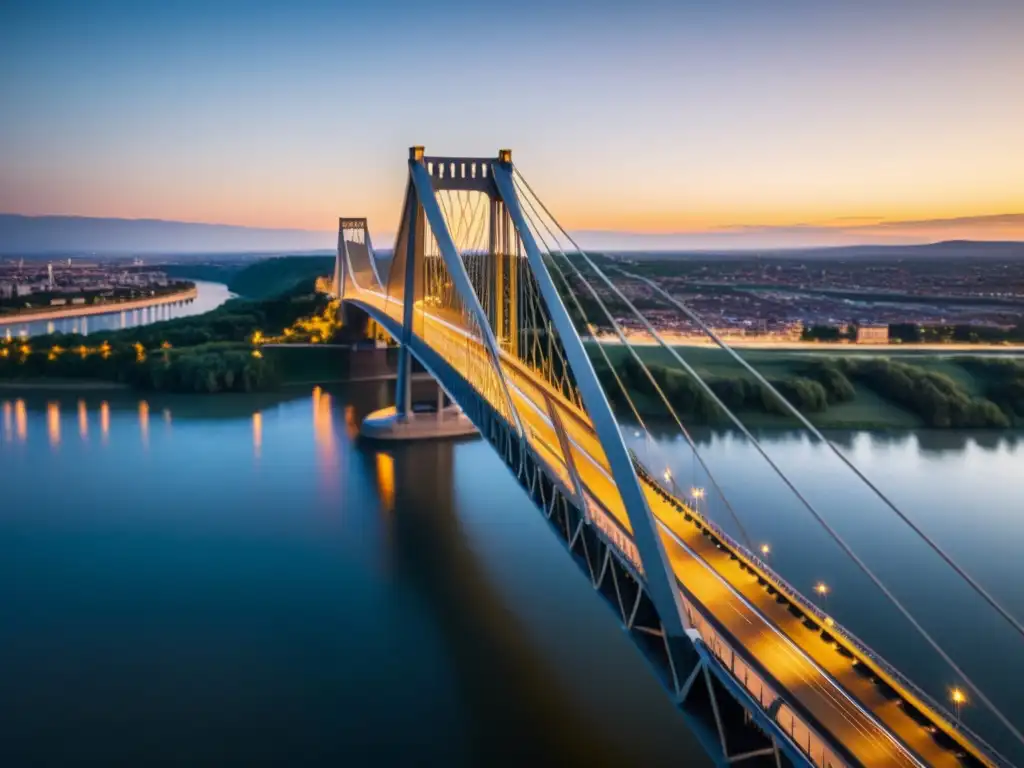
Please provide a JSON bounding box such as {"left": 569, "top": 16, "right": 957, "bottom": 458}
{"left": 591, "top": 346, "right": 1024, "bottom": 430}
{"left": 0, "top": 378, "right": 128, "bottom": 391}
{"left": 0, "top": 284, "right": 199, "bottom": 327}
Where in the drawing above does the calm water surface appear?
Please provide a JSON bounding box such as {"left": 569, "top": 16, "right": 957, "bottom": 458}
{"left": 2, "top": 280, "right": 232, "bottom": 338}
{"left": 1, "top": 385, "right": 1022, "bottom": 765}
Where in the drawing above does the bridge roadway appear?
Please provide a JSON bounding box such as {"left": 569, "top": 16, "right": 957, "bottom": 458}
{"left": 347, "top": 289, "right": 972, "bottom": 768}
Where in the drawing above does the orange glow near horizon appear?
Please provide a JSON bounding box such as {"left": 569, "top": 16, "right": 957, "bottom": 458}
{"left": 2, "top": 400, "right": 11, "bottom": 442}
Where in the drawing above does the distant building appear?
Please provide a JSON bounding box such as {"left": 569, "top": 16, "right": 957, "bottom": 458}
{"left": 50, "top": 298, "right": 67, "bottom": 306}
{"left": 0, "top": 282, "right": 12, "bottom": 299}
{"left": 71, "top": 297, "right": 86, "bottom": 305}
{"left": 856, "top": 325, "right": 889, "bottom": 344}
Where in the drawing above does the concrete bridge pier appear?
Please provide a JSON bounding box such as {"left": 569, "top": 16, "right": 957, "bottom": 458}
{"left": 360, "top": 343, "right": 477, "bottom": 441}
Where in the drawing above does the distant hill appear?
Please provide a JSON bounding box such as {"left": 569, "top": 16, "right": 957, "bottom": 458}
{"left": 0, "top": 214, "right": 334, "bottom": 255}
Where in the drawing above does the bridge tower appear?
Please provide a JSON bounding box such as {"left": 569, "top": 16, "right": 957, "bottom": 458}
{"left": 356, "top": 147, "right": 694, "bottom": 659}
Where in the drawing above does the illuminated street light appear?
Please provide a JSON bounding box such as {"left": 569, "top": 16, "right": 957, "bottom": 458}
{"left": 663, "top": 468, "right": 672, "bottom": 483}
{"left": 690, "top": 487, "right": 705, "bottom": 501}
{"left": 760, "top": 543, "right": 771, "bottom": 556}
{"left": 815, "top": 582, "right": 829, "bottom": 597}
{"left": 951, "top": 687, "right": 966, "bottom": 724}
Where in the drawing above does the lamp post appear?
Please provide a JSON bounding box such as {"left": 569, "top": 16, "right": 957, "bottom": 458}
{"left": 690, "top": 486, "right": 705, "bottom": 516}
{"left": 951, "top": 687, "right": 966, "bottom": 725}
{"left": 814, "top": 582, "right": 829, "bottom": 609}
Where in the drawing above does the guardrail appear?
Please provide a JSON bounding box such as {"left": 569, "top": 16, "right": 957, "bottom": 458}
{"left": 634, "top": 460, "right": 1013, "bottom": 768}
{"left": 578, "top": 462, "right": 846, "bottom": 767}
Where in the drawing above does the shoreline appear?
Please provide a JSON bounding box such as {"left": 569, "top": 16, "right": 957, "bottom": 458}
{"left": 0, "top": 379, "right": 128, "bottom": 391}
{"left": 0, "top": 284, "right": 199, "bottom": 327}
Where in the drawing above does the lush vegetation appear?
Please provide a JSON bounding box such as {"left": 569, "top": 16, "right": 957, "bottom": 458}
{"left": 227, "top": 256, "right": 334, "bottom": 299}
{"left": 834, "top": 358, "right": 1009, "bottom": 428}
{"left": 0, "top": 279, "right": 334, "bottom": 394}
{"left": 165, "top": 255, "right": 334, "bottom": 299}
{"left": 589, "top": 344, "right": 1023, "bottom": 429}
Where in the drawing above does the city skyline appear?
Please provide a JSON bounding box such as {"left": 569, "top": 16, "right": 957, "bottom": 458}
{"left": 2, "top": 0, "right": 1023, "bottom": 248}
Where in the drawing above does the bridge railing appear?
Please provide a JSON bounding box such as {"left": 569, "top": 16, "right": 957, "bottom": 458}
{"left": 634, "top": 460, "right": 1013, "bottom": 768}
{"left": 578, "top": 464, "right": 847, "bottom": 767}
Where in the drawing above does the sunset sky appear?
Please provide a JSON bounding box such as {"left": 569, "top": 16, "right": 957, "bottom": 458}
{"left": 1, "top": 0, "right": 1022, "bottom": 248}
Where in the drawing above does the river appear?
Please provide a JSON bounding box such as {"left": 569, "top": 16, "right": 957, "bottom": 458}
{"left": 1, "top": 385, "right": 1022, "bottom": 765}
{"left": 1, "top": 280, "right": 233, "bottom": 338}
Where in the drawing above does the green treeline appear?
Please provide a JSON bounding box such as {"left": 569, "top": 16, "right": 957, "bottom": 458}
{"left": 226, "top": 256, "right": 334, "bottom": 299}
{"left": 591, "top": 352, "right": 1018, "bottom": 429}
{"left": 166, "top": 255, "right": 334, "bottom": 300}
{"left": 953, "top": 358, "right": 1024, "bottom": 422}
{"left": 834, "top": 358, "right": 1009, "bottom": 428}
{"left": 0, "top": 280, "right": 330, "bottom": 394}
{"left": 592, "top": 356, "right": 843, "bottom": 423}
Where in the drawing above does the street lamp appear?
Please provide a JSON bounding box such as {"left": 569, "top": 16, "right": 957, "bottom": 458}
{"left": 760, "top": 543, "right": 771, "bottom": 556}
{"left": 951, "top": 687, "right": 966, "bottom": 724}
{"left": 815, "top": 582, "right": 829, "bottom": 596}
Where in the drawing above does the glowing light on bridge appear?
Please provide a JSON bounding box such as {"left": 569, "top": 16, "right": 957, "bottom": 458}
{"left": 760, "top": 543, "right": 771, "bottom": 556}
{"left": 815, "top": 582, "right": 829, "bottom": 596}
{"left": 691, "top": 487, "right": 705, "bottom": 501}
{"left": 78, "top": 399, "right": 88, "bottom": 440}
{"left": 951, "top": 687, "right": 967, "bottom": 723}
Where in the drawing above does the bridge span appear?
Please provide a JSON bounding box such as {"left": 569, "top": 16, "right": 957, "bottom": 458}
{"left": 324, "top": 147, "right": 1017, "bottom": 768}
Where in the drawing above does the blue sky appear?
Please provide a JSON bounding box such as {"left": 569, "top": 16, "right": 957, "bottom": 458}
{"left": 2, "top": 0, "right": 1022, "bottom": 248}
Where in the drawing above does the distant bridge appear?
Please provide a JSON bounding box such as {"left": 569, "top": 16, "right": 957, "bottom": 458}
{"left": 326, "top": 147, "right": 1019, "bottom": 768}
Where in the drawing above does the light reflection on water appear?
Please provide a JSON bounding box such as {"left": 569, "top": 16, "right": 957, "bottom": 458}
{"left": 3, "top": 281, "right": 233, "bottom": 338}
{"left": 1, "top": 390, "right": 1023, "bottom": 763}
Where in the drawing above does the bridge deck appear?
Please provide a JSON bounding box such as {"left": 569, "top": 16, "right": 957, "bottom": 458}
{"left": 346, "top": 290, "right": 982, "bottom": 768}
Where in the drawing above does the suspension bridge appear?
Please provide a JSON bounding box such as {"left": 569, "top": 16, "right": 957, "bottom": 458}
{"left": 326, "top": 147, "right": 1021, "bottom": 768}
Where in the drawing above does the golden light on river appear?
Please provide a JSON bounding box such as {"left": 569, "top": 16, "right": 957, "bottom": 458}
{"left": 100, "top": 401, "right": 110, "bottom": 444}
{"left": 253, "top": 411, "right": 262, "bottom": 459}
{"left": 139, "top": 400, "right": 149, "bottom": 448}
{"left": 15, "top": 399, "right": 27, "bottom": 442}
{"left": 78, "top": 399, "right": 88, "bottom": 440}
{"left": 47, "top": 401, "right": 60, "bottom": 447}
{"left": 376, "top": 452, "right": 395, "bottom": 512}
{"left": 2, "top": 400, "right": 11, "bottom": 442}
